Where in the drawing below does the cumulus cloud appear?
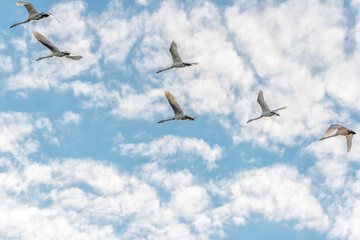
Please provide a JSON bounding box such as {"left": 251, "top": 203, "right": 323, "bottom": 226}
{"left": 136, "top": 0, "right": 148, "bottom": 6}
{"left": 209, "top": 165, "right": 330, "bottom": 232}
{"left": 329, "top": 170, "right": 360, "bottom": 240}
{"left": 0, "top": 112, "right": 55, "bottom": 159}
{"left": 118, "top": 135, "right": 223, "bottom": 169}
{"left": 0, "top": 157, "right": 329, "bottom": 240}
{"left": 59, "top": 111, "right": 81, "bottom": 125}
{"left": 66, "top": 80, "right": 167, "bottom": 120}
{"left": 0, "top": 158, "right": 217, "bottom": 239}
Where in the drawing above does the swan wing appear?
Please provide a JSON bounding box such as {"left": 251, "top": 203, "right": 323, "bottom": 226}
{"left": 257, "top": 90, "right": 270, "bottom": 113}
{"left": 273, "top": 106, "right": 287, "bottom": 112}
{"left": 164, "top": 90, "right": 184, "bottom": 117}
{"left": 33, "top": 31, "right": 60, "bottom": 53}
{"left": 324, "top": 124, "right": 346, "bottom": 136}
{"left": 65, "top": 54, "right": 83, "bottom": 60}
{"left": 17, "top": 1, "right": 38, "bottom": 17}
{"left": 169, "top": 41, "right": 183, "bottom": 65}
{"left": 346, "top": 134, "right": 354, "bottom": 152}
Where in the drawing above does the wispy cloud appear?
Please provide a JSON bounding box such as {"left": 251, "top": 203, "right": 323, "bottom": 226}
{"left": 117, "top": 135, "right": 223, "bottom": 169}
{"left": 0, "top": 112, "right": 55, "bottom": 159}
{"left": 59, "top": 111, "right": 81, "bottom": 125}
{"left": 209, "top": 164, "right": 330, "bottom": 232}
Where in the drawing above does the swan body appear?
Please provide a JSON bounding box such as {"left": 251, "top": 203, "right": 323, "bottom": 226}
{"left": 158, "top": 90, "right": 198, "bottom": 123}
{"left": 319, "top": 124, "right": 356, "bottom": 152}
{"left": 247, "top": 90, "right": 287, "bottom": 123}
{"left": 11, "top": 1, "right": 60, "bottom": 28}
{"left": 33, "top": 31, "right": 83, "bottom": 61}
{"left": 156, "top": 41, "right": 198, "bottom": 73}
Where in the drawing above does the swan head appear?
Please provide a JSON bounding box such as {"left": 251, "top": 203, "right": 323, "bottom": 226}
{"left": 185, "top": 115, "right": 198, "bottom": 121}
{"left": 40, "top": 12, "right": 50, "bottom": 17}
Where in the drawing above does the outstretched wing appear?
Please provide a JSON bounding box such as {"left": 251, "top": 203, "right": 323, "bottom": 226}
{"left": 345, "top": 134, "right": 354, "bottom": 152}
{"left": 164, "top": 90, "right": 184, "bottom": 117}
{"left": 257, "top": 90, "right": 270, "bottom": 113}
{"left": 273, "top": 106, "right": 287, "bottom": 112}
{"left": 65, "top": 54, "right": 83, "bottom": 60}
{"left": 169, "top": 41, "right": 183, "bottom": 65}
{"left": 324, "top": 124, "right": 345, "bottom": 136}
{"left": 16, "top": 1, "right": 38, "bottom": 17}
{"left": 33, "top": 31, "right": 60, "bottom": 53}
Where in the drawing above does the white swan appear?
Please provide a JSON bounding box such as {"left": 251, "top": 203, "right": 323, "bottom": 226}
{"left": 156, "top": 41, "right": 198, "bottom": 73}
{"left": 33, "top": 31, "right": 83, "bottom": 61}
{"left": 11, "top": 1, "right": 60, "bottom": 28}
{"left": 158, "top": 90, "right": 198, "bottom": 123}
{"left": 247, "top": 90, "right": 287, "bottom": 123}
{"left": 319, "top": 124, "right": 356, "bottom": 152}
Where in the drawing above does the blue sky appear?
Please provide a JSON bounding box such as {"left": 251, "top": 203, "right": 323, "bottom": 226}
{"left": 1, "top": 0, "right": 360, "bottom": 239}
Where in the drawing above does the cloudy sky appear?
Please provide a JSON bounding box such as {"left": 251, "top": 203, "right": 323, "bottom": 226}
{"left": 1, "top": 0, "right": 360, "bottom": 239}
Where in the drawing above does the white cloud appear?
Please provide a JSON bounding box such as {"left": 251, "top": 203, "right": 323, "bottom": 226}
{"left": 66, "top": 80, "right": 168, "bottom": 120}
{"left": 0, "top": 158, "right": 219, "bottom": 239}
{"left": 0, "top": 157, "right": 329, "bottom": 240}
{"left": 0, "top": 112, "right": 54, "bottom": 159}
{"left": 118, "top": 135, "right": 223, "bottom": 169}
{"left": 60, "top": 111, "right": 81, "bottom": 125}
{"left": 328, "top": 170, "right": 360, "bottom": 240}
{"left": 210, "top": 164, "right": 330, "bottom": 232}
{"left": 136, "top": 0, "right": 148, "bottom": 6}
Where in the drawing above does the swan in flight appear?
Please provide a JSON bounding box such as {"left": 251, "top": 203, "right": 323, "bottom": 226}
{"left": 319, "top": 124, "right": 356, "bottom": 152}
{"left": 10, "top": 1, "right": 60, "bottom": 28}
{"left": 158, "top": 90, "right": 198, "bottom": 123}
{"left": 247, "top": 90, "right": 287, "bottom": 123}
{"left": 33, "top": 31, "right": 83, "bottom": 61}
{"left": 156, "top": 41, "right": 198, "bottom": 73}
